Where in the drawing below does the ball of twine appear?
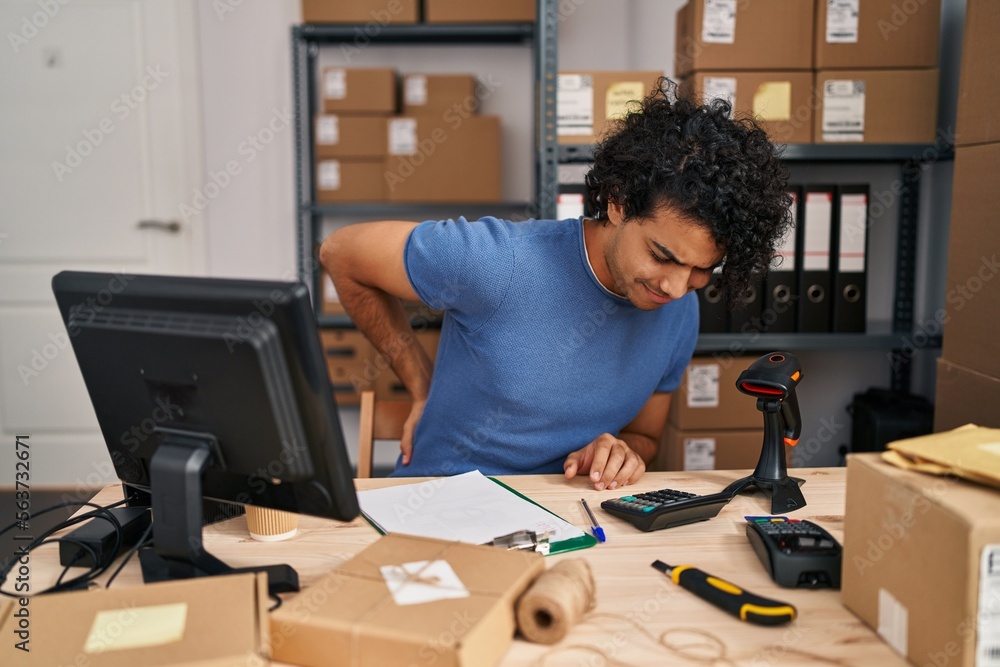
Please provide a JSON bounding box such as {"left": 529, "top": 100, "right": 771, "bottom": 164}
{"left": 516, "top": 558, "right": 597, "bottom": 644}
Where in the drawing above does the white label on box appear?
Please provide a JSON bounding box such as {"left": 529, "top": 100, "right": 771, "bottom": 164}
{"left": 381, "top": 560, "right": 469, "bottom": 606}
{"left": 702, "top": 0, "right": 737, "bottom": 44}
{"left": 686, "top": 364, "right": 720, "bottom": 408}
{"left": 877, "top": 588, "right": 909, "bottom": 657}
{"left": 684, "top": 438, "right": 716, "bottom": 471}
{"left": 826, "top": 0, "right": 860, "bottom": 43}
{"left": 405, "top": 75, "right": 428, "bottom": 106}
{"left": 318, "top": 160, "right": 341, "bottom": 190}
{"left": 838, "top": 193, "right": 868, "bottom": 272}
{"left": 557, "top": 193, "right": 585, "bottom": 221}
{"left": 557, "top": 74, "right": 594, "bottom": 136}
{"left": 803, "top": 191, "right": 832, "bottom": 271}
{"left": 388, "top": 118, "right": 418, "bottom": 156}
{"left": 977, "top": 545, "right": 1000, "bottom": 666}
{"left": 316, "top": 116, "right": 339, "bottom": 145}
{"left": 323, "top": 68, "right": 347, "bottom": 100}
{"left": 703, "top": 77, "right": 737, "bottom": 118}
{"left": 822, "top": 79, "right": 865, "bottom": 142}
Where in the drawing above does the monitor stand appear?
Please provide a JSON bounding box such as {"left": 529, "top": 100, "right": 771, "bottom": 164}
{"left": 137, "top": 431, "right": 299, "bottom": 596}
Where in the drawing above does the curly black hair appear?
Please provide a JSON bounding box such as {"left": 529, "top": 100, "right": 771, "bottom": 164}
{"left": 585, "top": 78, "right": 792, "bottom": 308}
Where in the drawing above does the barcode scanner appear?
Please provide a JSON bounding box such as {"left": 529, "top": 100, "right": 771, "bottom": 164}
{"left": 723, "top": 352, "right": 808, "bottom": 513}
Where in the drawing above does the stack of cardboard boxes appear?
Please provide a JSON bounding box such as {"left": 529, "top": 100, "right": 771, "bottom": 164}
{"left": 556, "top": 70, "right": 665, "bottom": 146}
{"left": 934, "top": 0, "right": 1000, "bottom": 431}
{"left": 653, "top": 356, "right": 790, "bottom": 472}
{"left": 674, "top": 0, "right": 941, "bottom": 144}
{"left": 314, "top": 67, "right": 501, "bottom": 204}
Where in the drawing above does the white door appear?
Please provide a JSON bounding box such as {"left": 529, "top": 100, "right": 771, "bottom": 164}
{"left": 0, "top": 0, "right": 204, "bottom": 486}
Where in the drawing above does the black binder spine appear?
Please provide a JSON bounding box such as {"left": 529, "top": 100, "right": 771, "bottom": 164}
{"left": 799, "top": 185, "right": 835, "bottom": 333}
{"left": 832, "top": 184, "right": 869, "bottom": 333}
{"left": 763, "top": 186, "right": 802, "bottom": 333}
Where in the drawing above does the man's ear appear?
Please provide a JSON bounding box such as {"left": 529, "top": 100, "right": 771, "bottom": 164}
{"left": 607, "top": 200, "right": 625, "bottom": 226}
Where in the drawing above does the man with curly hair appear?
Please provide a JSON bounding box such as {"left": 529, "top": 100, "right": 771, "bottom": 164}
{"left": 322, "top": 79, "right": 791, "bottom": 489}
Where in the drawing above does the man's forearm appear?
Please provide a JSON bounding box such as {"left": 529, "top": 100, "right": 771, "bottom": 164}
{"left": 617, "top": 431, "right": 659, "bottom": 465}
{"left": 328, "top": 272, "right": 434, "bottom": 401}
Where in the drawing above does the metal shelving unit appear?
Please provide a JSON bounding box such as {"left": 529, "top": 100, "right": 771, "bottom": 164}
{"left": 558, "top": 142, "right": 952, "bottom": 390}
{"left": 292, "top": 2, "right": 559, "bottom": 324}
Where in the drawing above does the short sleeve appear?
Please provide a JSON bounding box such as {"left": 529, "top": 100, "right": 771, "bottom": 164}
{"left": 404, "top": 216, "right": 515, "bottom": 331}
{"left": 655, "top": 294, "right": 700, "bottom": 392}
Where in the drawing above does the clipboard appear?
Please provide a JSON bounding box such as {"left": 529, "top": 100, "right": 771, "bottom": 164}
{"left": 357, "top": 471, "right": 598, "bottom": 556}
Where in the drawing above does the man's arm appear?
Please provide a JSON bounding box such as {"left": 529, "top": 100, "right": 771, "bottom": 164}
{"left": 563, "top": 392, "right": 671, "bottom": 491}
{"left": 320, "top": 221, "right": 432, "bottom": 464}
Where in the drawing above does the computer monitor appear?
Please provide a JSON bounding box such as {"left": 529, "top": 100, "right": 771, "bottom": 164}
{"left": 52, "top": 271, "right": 360, "bottom": 593}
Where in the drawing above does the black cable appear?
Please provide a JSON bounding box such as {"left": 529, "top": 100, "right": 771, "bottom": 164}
{"left": 268, "top": 592, "right": 283, "bottom": 612}
{"left": 0, "top": 500, "right": 130, "bottom": 597}
{"left": 105, "top": 521, "right": 154, "bottom": 589}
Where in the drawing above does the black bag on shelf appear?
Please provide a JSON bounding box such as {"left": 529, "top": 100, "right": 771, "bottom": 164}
{"left": 847, "top": 388, "right": 934, "bottom": 453}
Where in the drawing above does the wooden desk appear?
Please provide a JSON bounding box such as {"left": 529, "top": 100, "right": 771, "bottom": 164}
{"left": 35, "top": 469, "right": 905, "bottom": 666}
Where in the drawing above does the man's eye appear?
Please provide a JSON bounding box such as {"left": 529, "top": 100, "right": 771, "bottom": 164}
{"left": 650, "top": 251, "right": 672, "bottom": 264}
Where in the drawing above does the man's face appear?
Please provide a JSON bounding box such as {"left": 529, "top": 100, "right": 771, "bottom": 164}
{"left": 603, "top": 202, "right": 724, "bottom": 311}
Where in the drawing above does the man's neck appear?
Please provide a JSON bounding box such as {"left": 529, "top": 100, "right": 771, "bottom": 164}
{"left": 582, "top": 217, "right": 617, "bottom": 295}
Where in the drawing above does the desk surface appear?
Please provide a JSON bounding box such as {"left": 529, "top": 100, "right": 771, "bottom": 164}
{"left": 40, "top": 469, "right": 904, "bottom": 666}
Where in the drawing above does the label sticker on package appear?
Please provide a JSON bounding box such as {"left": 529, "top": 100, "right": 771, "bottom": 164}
{"left": 684, "top": 438, "right": 716, "bottom": 471}
{"left": 85, "top": 603, "right": 187, "bottom": 654}
{"left": 686, "top": 364, "right": 720, "bottom": 408}
{"left": 557, "top": 74, "right": 594, "bottom": 136}
{"left": 826, "top": 0, "right": 860, "bottom": 43}
{"left": 877, "top": 588, "right": 909, "bottom": 657}
{"left": 977, "top": 545, "right": 1000, "bottom": 666}
{"left": 822, "top": 79, "right": 865, "bottom": 142}
{"left": 318, "top": 161, "right": 341, "bottom": 190}
{"left": 381, "top": 560, "right": 470, "bottom": 606}
{"left": 702, "top": 0, "right": 737, "bottom": 44}
{"left": 388, "top": 118, "right": 418, "bottom": 156}
{"left": 316, "top": 116, "right": 339, "bottom": 145}
{"left": 323, "top": 68, "right": 347, "bottom": 100}
{"left": 753, "top": 81, "right": 791, "bottom": 121}
{"left": 405, "top": 75, "right": 428, "bottom": 106}
{"left": 605, "top": 81, "right": 644, "bottom": 122}
{"left": 703, "top": 77, "right": 737, "bottom": 117}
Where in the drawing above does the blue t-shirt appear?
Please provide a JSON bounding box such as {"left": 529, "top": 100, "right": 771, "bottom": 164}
{"left": 392, "top": 216, "right": 699, "bottom": 477}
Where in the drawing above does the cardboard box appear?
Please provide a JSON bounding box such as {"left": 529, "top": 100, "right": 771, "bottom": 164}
{"left": 0, "top": 573, "right": 268, "bottom": 666}
{"left": 301, "top": 0, "right": 418, "bottom": 24}
{"left": 956, "top": 0, "right": 1000, "bottom": 147}
{"left": 384, "top": 115, "right": 501, "bottom": 203}
{"left": 682, "top": 71, "right": 815, "bottom": 144}
{"left": 321, "top": 67, "right": 397, "bottom": 115}
{"left": 424, "top": 0, "right": 535, "bottom": 23}
{"left": 321, "top": 328, "right": 376, "bottom": 403}
{"left": 654, "top": 424, "right": 772, "bottom": 472}
{"left": 814, "top": 68, "right": 938, "bottom": 143}
{"left": 674, "top": 0, "right": 814, "bottom": 77}
{"left": 668, "top": 356, "right": 764, "bottom": 430}
{"left": 314, "top": 115, "right": 389, "bottom": 159}
{"left": 315, "top": 159, "right": 385, "bottom": 203}
{"left": 557, "top": 70, "right": 663, "bottom": 145}
{"left": 942, "top": 143, "right": 1000, "bottom": 377}
{"left": 934, "top": 358, "right": 1000, "bottom": 432}
{"left": 403, "top": 74, "right": 479, "bottom": 116}
{"left": 815, "top": 0, "right": 941, "bottom": 69}
{"left": 842, "top": 453, "right": 1000, "bottom": 667}
{"left": 271, "top": 533, "right": 545, "bottom": 667}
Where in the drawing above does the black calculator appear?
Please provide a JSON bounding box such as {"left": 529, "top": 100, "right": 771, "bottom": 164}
{"left": 745, "top": 516, "right": 843, "bottom": 589}
{"left": 600, "top": 488, "right": 733, "bottom": 532}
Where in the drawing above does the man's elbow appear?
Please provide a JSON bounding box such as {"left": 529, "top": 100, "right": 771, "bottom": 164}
{"left": 319, "top": 227, "right": 353, "bottom": 279}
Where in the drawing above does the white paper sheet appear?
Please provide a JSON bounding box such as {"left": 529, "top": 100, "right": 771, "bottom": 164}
{"left": 358, "top": 470, "right": 585, "bottom": 545}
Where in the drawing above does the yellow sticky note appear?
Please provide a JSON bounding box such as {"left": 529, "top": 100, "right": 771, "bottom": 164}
{"left": 84, "top": 602, "right": 187, "bottom": 654}
{"left": 752, "top": 82, "right": 792, "bottom": 121}
{"left": 605, "top": 81, "right": 645, "bottom": 121}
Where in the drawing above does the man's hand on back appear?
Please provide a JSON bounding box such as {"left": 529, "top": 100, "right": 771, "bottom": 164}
{"left": 563, "top": 433, "right": 646, "bottom": 491}
{"left": 398, "top": 399, "right": 426, "bottom": 466}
